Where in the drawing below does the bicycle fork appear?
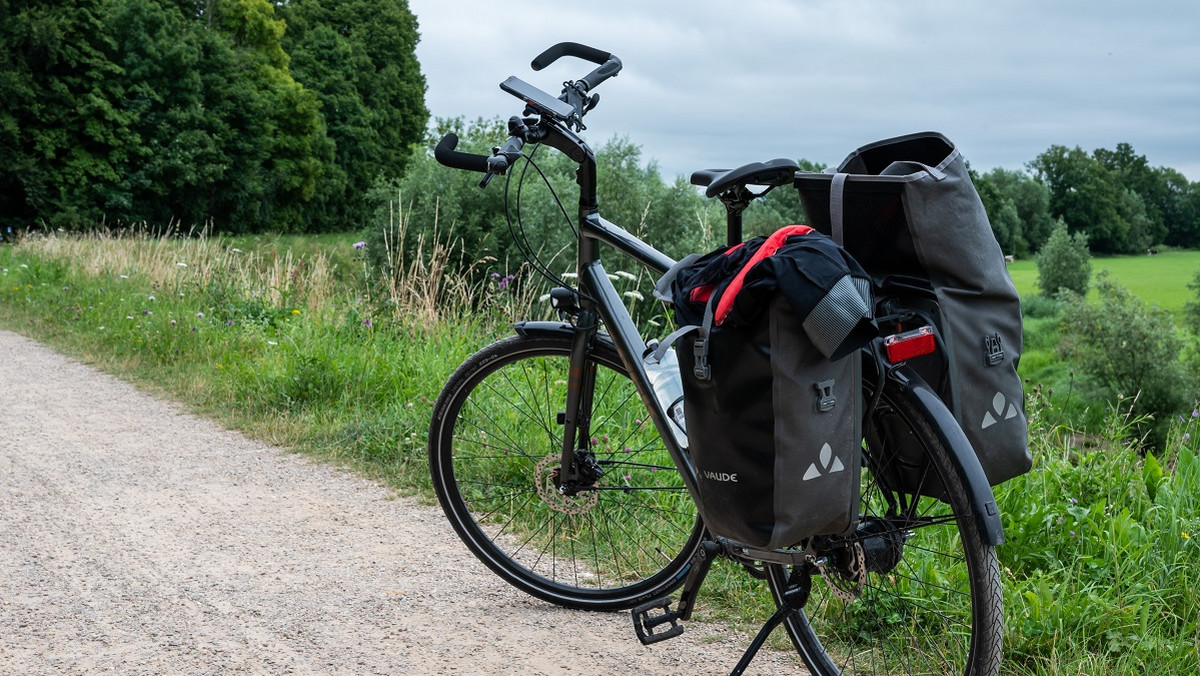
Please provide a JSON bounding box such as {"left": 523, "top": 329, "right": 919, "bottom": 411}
{"left": 553, "top": 307, "right": 602, "bottom": 492}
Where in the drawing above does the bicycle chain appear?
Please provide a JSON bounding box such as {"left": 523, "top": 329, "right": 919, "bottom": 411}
{"left": 535, "top": 454, "right": 599, "bottom": 515}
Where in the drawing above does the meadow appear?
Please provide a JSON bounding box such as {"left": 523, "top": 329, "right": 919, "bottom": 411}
{"left": 1, "top": 230, "right": 1198, "bottom": 674}
{"left": 1007, "top": 249, "right": 1200, "bottom": 316}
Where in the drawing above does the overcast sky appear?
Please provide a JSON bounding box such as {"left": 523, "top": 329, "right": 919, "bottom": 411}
{"left": 406, "top": 1, "right": 1200, "bottom": 182}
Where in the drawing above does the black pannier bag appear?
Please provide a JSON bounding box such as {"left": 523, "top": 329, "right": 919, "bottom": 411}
{"left": 793, "top": 132, "right": 1032, "bottom": 492}
{"left": 654, "top": 225, "right": 876, "bottom": 550}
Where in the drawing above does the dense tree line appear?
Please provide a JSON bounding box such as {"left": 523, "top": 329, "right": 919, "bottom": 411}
{"left": 0, "top": 0, "right": 426, "bottom": 232}
{"left": 989, "top": 142, "right": 1200, "bottom": 256}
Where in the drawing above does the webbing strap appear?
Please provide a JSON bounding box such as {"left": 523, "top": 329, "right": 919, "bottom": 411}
{"left": 830, "top": 173, "right": 848, "bottom": 246}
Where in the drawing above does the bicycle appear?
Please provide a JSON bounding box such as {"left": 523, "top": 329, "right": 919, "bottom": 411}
{"left": 427, "top": 41, "right": 1004, "bottom": 675}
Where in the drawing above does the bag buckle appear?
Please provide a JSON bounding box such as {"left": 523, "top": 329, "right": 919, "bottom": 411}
{"left": 815, "top": 379, "right": 837, "bottom": 413}
{"left": 692, "top": 338, "right": 711, "bottom": 381}
{"left": 984, "top": 333, "right": 1005, "bottom": 366}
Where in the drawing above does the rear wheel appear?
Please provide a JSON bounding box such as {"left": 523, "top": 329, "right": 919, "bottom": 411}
{"left": 429, "top": 332, "right": 703, "bottom": 611}
{"left": 766, "top": 374, "right": 1003, "bottom": 675}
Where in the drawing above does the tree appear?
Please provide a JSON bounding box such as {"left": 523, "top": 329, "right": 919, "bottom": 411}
{"left": 1030, "top": 145, "right": 1130, "bottom": 254}
{"left": 278, "top": 0, "right": 428, "bottom": 230}
{"left": 1036, "top": 219, "right": 1091, "bottom": 297}
{"left": 0, "top": 0, "right": 139, "bottom": 229}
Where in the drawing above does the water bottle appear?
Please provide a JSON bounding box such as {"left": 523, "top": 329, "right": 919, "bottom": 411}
{"left": 644, "top": 345, "right": 688, "bottom": 448}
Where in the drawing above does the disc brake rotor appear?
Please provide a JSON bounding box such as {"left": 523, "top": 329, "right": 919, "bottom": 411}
{"left": 535, "top": 453, "right": 600, "bottom": 515}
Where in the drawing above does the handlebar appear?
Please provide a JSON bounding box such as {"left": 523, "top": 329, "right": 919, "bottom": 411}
{"left": 434, "top": 43, "right": 620, "bottom": 180}
{"left": 434, "top": 133, "right": 490, "bottom": 173}
{"left": 531, "top": 42, "right": 622, "bottom": 92}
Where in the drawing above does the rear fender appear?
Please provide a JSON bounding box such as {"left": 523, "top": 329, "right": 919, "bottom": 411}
{"left": 887, "top": 364, "right": 1006, "bottom": 546}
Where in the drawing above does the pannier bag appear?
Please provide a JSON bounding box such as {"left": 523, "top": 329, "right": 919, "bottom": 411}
{"left": 654, "top": 225, "right": 876, "bottom": 550}
{"left": 793, "top": 132, "right": 1032, "bottom": 490}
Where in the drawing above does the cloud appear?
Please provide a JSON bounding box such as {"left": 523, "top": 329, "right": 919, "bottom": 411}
{"left": 409, "top": 0, "right": 1200, "bottom": 180}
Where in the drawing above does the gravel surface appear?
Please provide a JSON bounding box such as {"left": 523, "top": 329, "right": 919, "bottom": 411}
{"left": 0, "top": 330, "right": 804, "bottom": 675}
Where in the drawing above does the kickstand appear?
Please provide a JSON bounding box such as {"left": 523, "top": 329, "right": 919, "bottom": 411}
{"left": 727, "top": 564, "right": 813, "bottom": 676}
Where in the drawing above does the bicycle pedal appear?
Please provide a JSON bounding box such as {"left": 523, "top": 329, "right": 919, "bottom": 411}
{"left": 631, "top": 596, "right": 685, "bottom": 645}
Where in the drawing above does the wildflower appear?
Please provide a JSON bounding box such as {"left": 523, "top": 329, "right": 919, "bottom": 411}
{"left": 196, "top": 312, "right": 205, "bottom": 318}
{"left": 147, "top": 295, "right": 155, "bottom": 302}
{"left": 142, "top": 310, "right": 151, "bottom": 316}
{"left": 291, "top": 309, "right": 301, "bottom": 315}
{"left": 120, "top": 274, "right": 129, "bottom": 279}
{"left": 622, "top": 290, "right": 644, "bottom": 301}
{"left": 615, "top": 271, "right": 637, "bottom": 282}
{"left": 170, "top": 320, "right": 177, "bottom": 326}
{"left": 353, "top": 241, "right": 366, "bottom": 249}
{"left": 1193, "top": 410, "right": 1199, "bottom": 418}
{"left": 226, "top": 320, "right": 234, "bottom": 326}
{"left": 1069, "top": 530, "right": 1076, "bottom": 536}
{"left": 491, "top": 272, "right": 500, "bottom": 279}
{"left": 176, "top": 262, "right": 187, "bottom": 267}
{"left": 1184, "top": 531, "right": 1191, "bottom": 540}
{"left": 267, "top": 341, "right": 278, "bottom": 346}
{"left": 363, "top": 318, "right": 373, "bottom": 328}
{"left": 1068, "top": 497, "right": 1078, "bottom": 504}
{"left": 406, "top": 402, "right": 414, "bottom": 409}
{"left": 1186, "top": 433, "right": 1192, "bottom": 441}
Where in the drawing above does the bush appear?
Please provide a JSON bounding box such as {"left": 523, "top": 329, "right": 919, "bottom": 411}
{"left": 1058, "top": 271, "right": 1194, "bottom": 444}
{"left": 1037, "top": 219, "right": 1092, "bottom": 297}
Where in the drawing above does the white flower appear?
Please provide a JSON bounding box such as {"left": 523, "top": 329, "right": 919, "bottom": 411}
{"left": 622, "top": 291, "right": 644, "bottom": 301}
{"left": 615, "top": 271, "right": 637, "bottom": 281}
{"left": 176, "top": 262, "right": 187, "bottom": 267}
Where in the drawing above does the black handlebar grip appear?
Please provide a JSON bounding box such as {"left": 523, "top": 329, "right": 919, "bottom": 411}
{"left": 434, "top": 133, "right": 490, "bottom": 173}
{"left": 531, "top": 42, "right": 612, "bottom": 70}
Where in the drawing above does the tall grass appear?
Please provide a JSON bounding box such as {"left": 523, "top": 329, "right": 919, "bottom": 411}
{"left": 2, "top": 228, "right": 1199, "bottom": 674}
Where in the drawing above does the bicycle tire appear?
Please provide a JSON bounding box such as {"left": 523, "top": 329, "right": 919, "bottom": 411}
{"left": 429, "top": 332, "right": 704, "bottom": 611}
{"left": 765, "top": 373, "right": 1003, "bottom": 675}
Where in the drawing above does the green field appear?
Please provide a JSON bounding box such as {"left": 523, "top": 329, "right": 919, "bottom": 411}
{"left": 1008, "top": 250, "right": 1200, "bottom": 315}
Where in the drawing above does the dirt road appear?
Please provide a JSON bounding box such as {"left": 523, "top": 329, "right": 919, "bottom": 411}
{"left": 0, "top": 330, "right": 801, "bottom": 675}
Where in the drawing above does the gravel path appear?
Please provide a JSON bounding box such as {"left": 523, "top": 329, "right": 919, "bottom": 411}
{"left": 0, "top": 330, "right": 803, "bottom": 675}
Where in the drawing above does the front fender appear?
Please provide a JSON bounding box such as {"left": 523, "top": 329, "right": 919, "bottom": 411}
{"left": 512, "top": 321, "right": 617, "bottom": 353}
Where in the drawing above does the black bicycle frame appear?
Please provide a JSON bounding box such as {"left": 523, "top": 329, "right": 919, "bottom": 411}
{"left": 537, "top": 123, "right": 704, "bottom": 509}
{"left": 534, "top": 118, "right": 1003, "bottom": 547}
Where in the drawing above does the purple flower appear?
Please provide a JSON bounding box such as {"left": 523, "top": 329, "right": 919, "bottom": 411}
{"left": 363, "top": 318, "right": 373, "bottom": 328}
{"left": 226, "top": 320, "right": 235, "bottom": 326}
{"left": 353, "top": 241, "right": 366, "bottom": 249}
{"left": 1192, "top": 410, "right": 1199, "bottom": 418}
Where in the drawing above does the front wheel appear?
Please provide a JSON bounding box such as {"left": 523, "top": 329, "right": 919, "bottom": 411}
{"left": 766, "top": 373, "right": 1003, "bottom": 675}
{"left": 429, "top": 332, "right": 704, "bottom": 611}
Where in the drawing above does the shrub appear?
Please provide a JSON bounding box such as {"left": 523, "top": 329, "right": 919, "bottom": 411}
{"left": 1036, "top": 219, "right": 1092, "bottom": 297}
{"left": 1058, "top": 271, "right": 1194, "bottom": 444}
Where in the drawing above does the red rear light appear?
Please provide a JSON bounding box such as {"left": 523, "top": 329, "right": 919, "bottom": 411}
{"left": 884, "top": 325, "right": 936, "bottom": 363}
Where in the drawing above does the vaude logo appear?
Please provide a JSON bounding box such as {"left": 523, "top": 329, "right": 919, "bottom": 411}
{"left": 982, "top": 391, "right": 1020, "bottom": 429}
{"left": 703, "top": 470, "right": 738, "bottom": 483}
{"left": 802, "top": 443, "right": 844, "bottom": 481}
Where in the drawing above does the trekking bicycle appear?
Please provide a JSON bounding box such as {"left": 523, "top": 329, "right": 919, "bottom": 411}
{"left": 427, "top": 42, "right": 1005, "bottom": 675}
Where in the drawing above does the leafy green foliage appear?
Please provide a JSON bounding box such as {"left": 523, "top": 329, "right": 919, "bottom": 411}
{"left": 1058, "top": 271, "right": 1195, "bottom": 442}
{"left": 1036, "top": 219, "right": 1092, "bottom": 297}
{"left": 278, "top": 0, "right": 428, "bottom": 230}
{"left": 1029, "top": 142, "right": 1199, "bottom": 254}
{"left": 0, "top": 0, "right": 426, "bottom": 233}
